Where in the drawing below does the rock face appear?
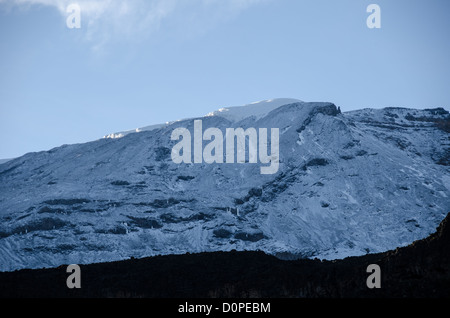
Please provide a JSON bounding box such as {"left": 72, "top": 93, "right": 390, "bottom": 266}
{"left": 0, "top": 212, "right": 448, "bottom": 298}
{"left": 0, "top": 99, "right": 449, "bottom": 271}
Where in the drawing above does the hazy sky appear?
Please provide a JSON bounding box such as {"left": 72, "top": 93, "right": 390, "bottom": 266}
{"left": 1, "top": 0, "right": 449, "bottom": 159}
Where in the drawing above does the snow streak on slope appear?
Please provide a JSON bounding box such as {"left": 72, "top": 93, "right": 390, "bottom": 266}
{"left": 103, "top": 98, "right": 303, "bottom": 139}
{"left": 0, "top": 100, "right": 449, "bottom": 271}
{"left": 205, "top": 98, "right": 303, "bottom": 122}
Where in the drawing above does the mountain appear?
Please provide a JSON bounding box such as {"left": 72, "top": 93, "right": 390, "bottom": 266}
{"left": 0, "top": 99, "right": 449, "bottom": 271}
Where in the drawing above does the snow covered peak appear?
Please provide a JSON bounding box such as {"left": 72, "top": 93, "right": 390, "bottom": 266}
{"left": 205, "top": 98, "right": 303, "bottom": 122}
{"left": 103, "top": 123, "right": 168, "bottom": 139}
{"left": 104, "top": 98, "right": 303, "bottom": 139}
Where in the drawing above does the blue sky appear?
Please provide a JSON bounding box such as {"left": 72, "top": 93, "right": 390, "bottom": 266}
{"left": 1, "top": 0, "right": 449, "bottom": 159}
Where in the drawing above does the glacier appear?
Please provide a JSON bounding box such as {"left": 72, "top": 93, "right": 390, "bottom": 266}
{"left": 0, "top": 99, "right": 449, "bottom": 271}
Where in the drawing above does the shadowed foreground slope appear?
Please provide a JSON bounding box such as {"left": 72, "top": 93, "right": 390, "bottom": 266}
{"left": 0, "top": 212, "right": 449, "bottom": 298}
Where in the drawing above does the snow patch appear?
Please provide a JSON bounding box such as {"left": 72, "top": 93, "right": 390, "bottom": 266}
{"left": 205, "top": 98, "right": 303, "bottom": 122}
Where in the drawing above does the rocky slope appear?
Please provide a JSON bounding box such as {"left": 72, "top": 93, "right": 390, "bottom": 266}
{"left": 0, "top": 99, "right": 449, "bottom": 271}
{"left": 0, "top": 212, "right": 448, "bottom": 298}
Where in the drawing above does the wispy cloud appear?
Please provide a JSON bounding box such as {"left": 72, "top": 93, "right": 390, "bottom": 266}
{"left": 1, "top": 0, "right": 269, "bottom": 51}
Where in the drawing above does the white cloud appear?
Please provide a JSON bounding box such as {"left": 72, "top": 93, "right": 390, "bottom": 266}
{"left": 1, "top": 0, "right": 269, "bottom": 51}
